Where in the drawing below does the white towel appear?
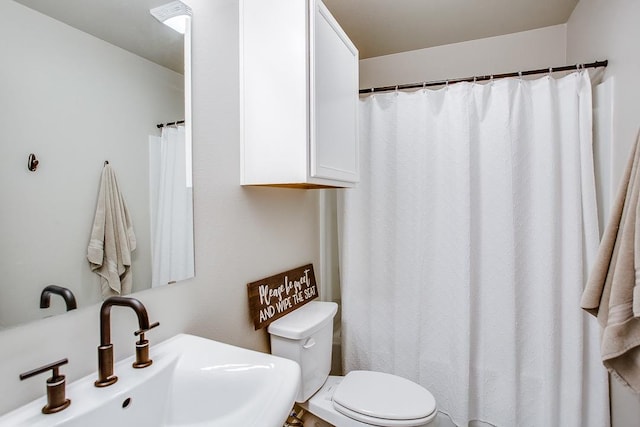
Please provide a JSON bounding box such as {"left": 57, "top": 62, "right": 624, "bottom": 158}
{"left": 581, "top": 132, "right": 640, "bottom": 392}
{"left": 87, "top": 164, "right": 136, "bottom": 297}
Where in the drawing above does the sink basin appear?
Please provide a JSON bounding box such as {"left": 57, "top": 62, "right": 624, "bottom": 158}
{"left": 0, "top": 334, "right": 301, "bottom": 426}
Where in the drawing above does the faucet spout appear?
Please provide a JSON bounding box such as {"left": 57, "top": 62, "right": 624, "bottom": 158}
{"left": 98, "top": 296, "right": 151, "bottom": 346}
{"left": 95, "top": 296, "right": 159, "bottom": 387}
{"left": 40, "top": 285, "right": 77, "bottom": 312}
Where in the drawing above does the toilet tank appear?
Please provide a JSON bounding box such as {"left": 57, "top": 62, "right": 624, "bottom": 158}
{"left": 268, "top": 301, "right": 338, "bottom": 402}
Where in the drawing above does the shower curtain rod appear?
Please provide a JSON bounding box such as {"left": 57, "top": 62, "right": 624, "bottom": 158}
{"left": 156, "top": 120, "right": 185, "bottom": 129}
{"left": 359, "top": 60, "right": 608, "bottom": 94}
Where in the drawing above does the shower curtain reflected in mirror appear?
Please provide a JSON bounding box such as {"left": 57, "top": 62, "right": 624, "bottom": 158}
{"left": 339, "top": 72, "right": 609, "bottom": 427}
{"left": 149, "top": 125, "right": 194, "bottom": 288}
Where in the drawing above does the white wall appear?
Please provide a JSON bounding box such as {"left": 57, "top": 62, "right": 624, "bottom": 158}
{"left": 0, "top": 1, "right": 184, "bottom": 327}
{"left": 0, "top": 0, "right": 320, "bottom": 415}
{"left": 567, "top": 2, "right": 640, "bottom": 426}
{"left": 567, "top": 0, "right": 640, "bottom": 201}
{"left": 359, "top": 24, "right": 567, "bottom": 90}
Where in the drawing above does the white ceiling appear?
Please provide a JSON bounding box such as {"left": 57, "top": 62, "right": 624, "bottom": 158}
{"left": 14, "top": 0, "right": 580, "bottom": 71}
{"left": 13, "top": 0, "right": 185, "bottom": 74}
{"left": 322, "top": 0, "right": 580, "bottom": 59}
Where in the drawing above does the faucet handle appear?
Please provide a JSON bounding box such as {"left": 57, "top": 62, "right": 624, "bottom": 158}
{"left": 132, "top": 321, "right": 159, "bottom": 369}
{"left": 20, "top": 358, "right": 71, "bottom": 414}
{"left": 134, "top": 321, "right": 160, "bottom": 337}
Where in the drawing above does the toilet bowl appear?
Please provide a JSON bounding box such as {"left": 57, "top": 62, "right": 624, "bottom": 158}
{"left": 268, "top": 301, "right": 437, "bottom": 427}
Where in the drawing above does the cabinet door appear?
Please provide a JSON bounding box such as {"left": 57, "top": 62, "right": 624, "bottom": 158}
{"left": 240, "top": 0, "right": 308, "bottom": 186}
{"left": 310, "top": 0, "right": 359, "bottom": 184}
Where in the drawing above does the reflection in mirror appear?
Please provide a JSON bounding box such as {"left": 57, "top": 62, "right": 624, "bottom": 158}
{"left": 40, "top": 285, "right": 78, "bottom": 312}
{"left": 149, "top": 124, "right": 194, "bottom": 288}
{"left": 0, "top": 0, "right": 194, "bottom": 329}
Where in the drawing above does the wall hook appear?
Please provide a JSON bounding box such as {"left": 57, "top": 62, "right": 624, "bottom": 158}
{"left": 28, "top": 153, "right": 39, "bottom": 172}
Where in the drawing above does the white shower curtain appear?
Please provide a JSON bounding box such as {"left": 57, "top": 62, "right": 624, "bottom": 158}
{"left": 149, "top": 125, "right": 194, "bottom": 288}
{"left": 339, "top": 72, "right": 609, "bottom": 426}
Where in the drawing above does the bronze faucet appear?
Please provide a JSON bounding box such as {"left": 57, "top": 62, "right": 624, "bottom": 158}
{"left": 20, "top": 358, "right": 71, "bottom": 414}
{"left": 95, "top": 296, "right": 159, "bottom": 387}
{"left": 40, "top": 285, "right": 77, "bottom": 312}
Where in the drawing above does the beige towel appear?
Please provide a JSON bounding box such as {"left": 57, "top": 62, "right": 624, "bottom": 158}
{"left": 582, "top": 132, "right": 640, "bottom": 392}
{"left": 87, "top": 164, "right": 136, "bottom": 297}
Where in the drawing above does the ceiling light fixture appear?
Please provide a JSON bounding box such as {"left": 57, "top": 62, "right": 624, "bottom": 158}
{"left": 150, "top": 1, "right": 192, "bottom": 35}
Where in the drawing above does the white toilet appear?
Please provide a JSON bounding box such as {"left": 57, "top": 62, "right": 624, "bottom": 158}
{"left": 268, "top": 301, "right": 437, "bottom": 427}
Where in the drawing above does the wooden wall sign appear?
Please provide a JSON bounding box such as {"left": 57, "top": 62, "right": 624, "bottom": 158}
{"left": 247, "top": 264, "right": 318, "bottom": 330}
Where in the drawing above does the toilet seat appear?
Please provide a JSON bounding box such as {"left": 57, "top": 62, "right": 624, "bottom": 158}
{"left": 331, "top": 371, "right": 437, "bottom": 427}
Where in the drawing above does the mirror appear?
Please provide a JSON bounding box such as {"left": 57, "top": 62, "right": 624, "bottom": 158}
{"left": 0, "top": 0, "right": 194, "bottom": 329}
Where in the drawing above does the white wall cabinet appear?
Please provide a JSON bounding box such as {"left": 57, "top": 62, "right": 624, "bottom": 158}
{"left": 240, "top": 0, "right": 359, "bottom": 188}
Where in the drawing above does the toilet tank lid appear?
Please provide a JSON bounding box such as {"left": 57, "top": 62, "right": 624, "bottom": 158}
{"left": 268, "top": 301, "right": 338, "bottom": 339}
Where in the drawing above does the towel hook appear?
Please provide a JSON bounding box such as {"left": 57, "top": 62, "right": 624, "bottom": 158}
{"left": 27, "top": 153, "right": 39, "bottom": 172}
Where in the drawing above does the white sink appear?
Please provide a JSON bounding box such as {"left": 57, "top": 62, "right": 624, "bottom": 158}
{"left": 0, "top": 334, "right": 301, "bottom": 426}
